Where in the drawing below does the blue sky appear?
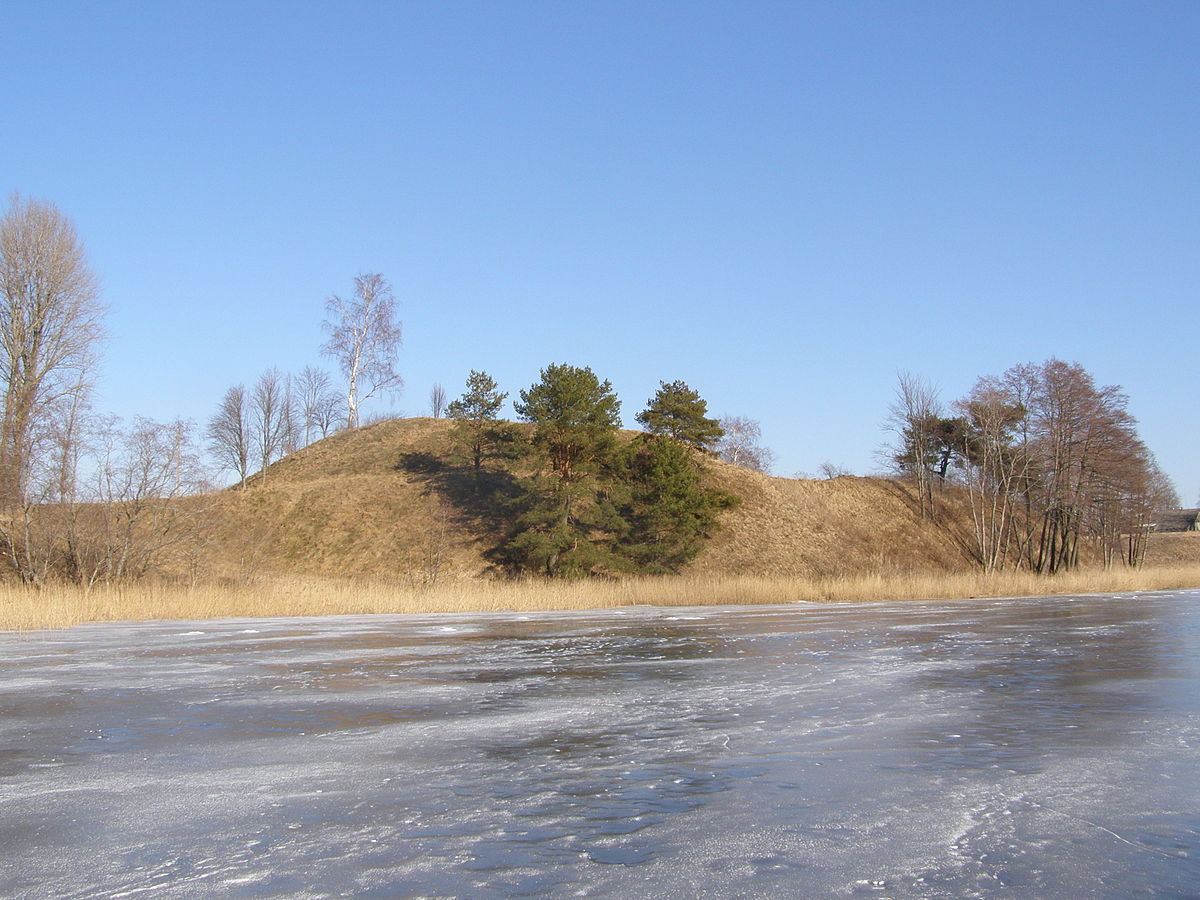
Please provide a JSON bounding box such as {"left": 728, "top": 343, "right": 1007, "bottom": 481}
{"left": 4, "top": 1, "right": 1197, "bottom": 499}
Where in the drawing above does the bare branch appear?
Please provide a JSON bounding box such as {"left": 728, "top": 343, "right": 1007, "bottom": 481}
{"left": 716, "top": 416, "right": 775, "bottom": 474}
{"left": 0, "top": 193, "right": 104, "bottom": 510}
{"left": 430, "top": 383, "right": 447, "bottom": 419}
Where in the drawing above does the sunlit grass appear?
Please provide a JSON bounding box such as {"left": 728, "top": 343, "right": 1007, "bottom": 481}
{"left": 3, "top": 565, "right": 1200, "bottom": 632}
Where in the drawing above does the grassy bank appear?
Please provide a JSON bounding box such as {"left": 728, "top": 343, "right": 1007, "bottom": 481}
{"left": 4, "top": 565, "right": 1200, "bottom": 632}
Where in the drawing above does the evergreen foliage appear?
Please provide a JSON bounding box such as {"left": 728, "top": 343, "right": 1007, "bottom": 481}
{"left": 513, "top": 363, "right": 622, "bottom": 486}
{"left": 502, "top": 364, "right": 624, "bottom": 577}
{"left": 447, "top": 370, "right": 507, "bottom": 422}
{"left": 894, "top": 415, "right": 971, "bottom": 483}
{"left": 636, "top": 380, "right": 724, "bottom": 450}
{"left": 618, "top": 435, "right": 738, "bottom": 573}
{"left": 495, "top": 365, "right": 737, "bottom": 577}
{"left": 446, "top": 370, "right": 513, "bottom": 476}
{"left": 501, "top": 471, "right": 630, "bottom": 577}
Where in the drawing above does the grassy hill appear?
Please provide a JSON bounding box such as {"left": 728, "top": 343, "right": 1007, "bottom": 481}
{"left": 6, "top": 415, "right": 1199, "bottom": 629}
{"left": 191, "top": 417, "right": 984, "bottom": 582}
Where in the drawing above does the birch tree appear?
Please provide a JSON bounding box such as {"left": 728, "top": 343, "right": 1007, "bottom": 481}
{"left": 322, "top": 273, "right": 403, "bottom": 429}
{"left": 716, "top": 416, "right": 775, "bottom": 473}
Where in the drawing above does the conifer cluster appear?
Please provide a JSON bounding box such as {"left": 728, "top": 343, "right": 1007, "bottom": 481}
{"left": 445, "top": 366, "right": 737, "bottom": 577}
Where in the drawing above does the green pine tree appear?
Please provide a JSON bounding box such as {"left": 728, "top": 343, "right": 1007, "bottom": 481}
{"left": 514, "top": 363, "right": 622, "bottom": 491}
{"left": 503, "top": 363, "right": 624, "bottom": 577}
{"left": 635, "top": 380, "right": 724, "bottom": 450}
{"left": 618, "top": 435, "right": 738, "bottom": 573}
{"left": 446, "top": 370, "right": 513, "bottom": 478}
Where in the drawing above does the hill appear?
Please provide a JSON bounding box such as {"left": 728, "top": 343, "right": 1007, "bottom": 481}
{"left": 191, "top": 417, "right": 983, "bottom": 582}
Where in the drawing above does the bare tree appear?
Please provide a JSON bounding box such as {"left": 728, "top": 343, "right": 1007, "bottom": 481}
{"left": 71, "top": 417, "right": 211, "bottom": 585}
{"left": 0, "top": 194, "right": 104, "bottom": 510}
{"left": 818, "top": 461, "right": 852, "bottom": 479}
{"left": 322, "top": 273, "right": 403, "bottom": 429}
{"left": 0, "top": 195, "right": 105, "bottom": 582}
{"left": 1126, "top": 459, "right": 1180, "bottom": 567}
{"left": 430, "top": 383, "right": 447, "bottom": 418}
{"left": 944, "top": 358, "right": 1168, "bottom": 574}
{"left": 207, "top": 384, "right": 251, "bottom": 487}
{"left": 312, "top": 393, "right": 342, "bottom": 438}
{"left": 250, "top": 368, "right": 290, "bottom": 480}
{"left": 955, "top": 376, "right": 1030, "bottom": 572}
{"left": 40, "top": 371, "right": 93, "bottom": 505}
{"left": 413, "top": 492, "right": 453, "bottom": 585}
{"left": 279, "top": 372, "right": 301, "bottom": 456}
{"left": 296, "top": 365, "right": 341, "bottom": 443}
{"left": 716, "top": 416, "right": 775, "bottom": 473}
{"left": 1020, "top": 359, "right": 1132, "bottom": 572}
{"left": 887, "top": 371, "right": 942, "bottom": 517}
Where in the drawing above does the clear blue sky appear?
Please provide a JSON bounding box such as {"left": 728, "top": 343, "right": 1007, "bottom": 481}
{"left": 4, "top": 1, "right": 1197, "bottom": 499}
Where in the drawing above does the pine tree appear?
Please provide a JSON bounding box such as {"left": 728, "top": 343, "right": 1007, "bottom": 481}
{"left": 504, "top": 363, "right": 623, "bottom": 577}
{"left": 446, "top": 370, "right": 511, "bottom": 476}
{"left": 618, "top": 435, "right": 738, "bottom": 573}
{"left": 514, "top": 363, "right": 621, "bottom": 489}
{"left": 636, "top": 380, "right": 724, "bottom": 450}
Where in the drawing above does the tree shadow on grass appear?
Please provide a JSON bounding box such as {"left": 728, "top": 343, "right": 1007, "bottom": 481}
{"left": 879, "top": 476, "right": 981, "bottom": 566}
{"left": 395, "top": 451, "right": 525, "bottom": 536}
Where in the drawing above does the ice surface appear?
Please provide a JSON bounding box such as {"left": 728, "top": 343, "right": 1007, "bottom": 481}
{"left": 1, "top": 592, "right": 1199, "bottom": 897}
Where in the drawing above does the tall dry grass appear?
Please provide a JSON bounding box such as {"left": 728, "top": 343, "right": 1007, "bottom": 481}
{"left": 3, "top": 565, "right": 1200, "bottom": 632}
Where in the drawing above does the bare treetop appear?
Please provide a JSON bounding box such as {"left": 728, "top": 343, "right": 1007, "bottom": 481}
{"left": 716, "top": 416, "right": 775, "bottom": 473}
{"left": 206, "top": 384, "right": 250, "bottom": 487}
{"left": 430, "top": 383, "right": 447, "bottom": 419}
{"left": 886, "top": 371, "right": 942, "bottom": 517}
{"left": 322, "top": 273, "right": 403, "bottom": 429}
{"left": 296, "top": 365, "right": 341, "bottom": 441}
{"left": 0, "top": 193, "right": 105, "bottom": 510}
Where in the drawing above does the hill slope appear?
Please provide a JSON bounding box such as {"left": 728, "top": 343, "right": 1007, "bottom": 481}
{"left": 193, "top": 417, "right": 983, "bottom": 581}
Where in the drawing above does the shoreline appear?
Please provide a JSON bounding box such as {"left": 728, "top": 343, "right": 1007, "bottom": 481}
{"left": 4, "top": 564, "right": 1200, "bottom": 632}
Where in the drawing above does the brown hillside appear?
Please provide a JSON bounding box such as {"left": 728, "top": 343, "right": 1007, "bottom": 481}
{"left": 1144, "top": 531, "right": 1200, "bottom": 567}
{"left": 692, "top": 462, "right": 976, "bottom": 578}
{"left": 191, "top": 417, "right": 987, "bottom": 582}
{"left": 202, "top": 418, "right": 495, "bottom": 580}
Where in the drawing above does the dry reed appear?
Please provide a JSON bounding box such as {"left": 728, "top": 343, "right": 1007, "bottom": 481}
{"left": 3, "top": 565, "right": 1200, "bottom": 632}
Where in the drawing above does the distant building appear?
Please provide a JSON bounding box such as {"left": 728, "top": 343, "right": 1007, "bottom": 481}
{"left": 1152, "top": 509, "right": 1200, "bottom": 532}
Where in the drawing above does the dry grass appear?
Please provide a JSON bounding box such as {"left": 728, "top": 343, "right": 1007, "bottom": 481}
{"left": 4, "top": 565, "right": 1199, "bottom": 632}
{"left": 23, "top": 419, "right": 1198, "bottom": 592}
{"left": 1144, "top": 530, "right": 1200, "bottom": 566}
{"left": 189, "top": 420, "right": 984, "bottom": 582}
{"left": 689, "top": 469, "right": 978, "bottom": 577}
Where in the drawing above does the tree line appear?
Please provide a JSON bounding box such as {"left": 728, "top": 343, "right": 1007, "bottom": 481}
{"left": 888, "top": 361, "right": 1179, "bottom": 572}
{"left": 4, "top": 192, "right": 1181, "bottom": 585}
{"left": 0, "top": 193, "right": 752, "bottom": 585}
{"left": 0, "top": 195, "right": 221, "bottom": 584}
{"left": 207, "top": 272, "right": 405, "bottom": 485}
{"left": 0, "top": 196, "right": 408, "bottom": 585}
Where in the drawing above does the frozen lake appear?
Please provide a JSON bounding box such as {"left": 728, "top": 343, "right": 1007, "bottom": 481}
{"left": 2, "top": 590, "right": 1198, "bottom": 898}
